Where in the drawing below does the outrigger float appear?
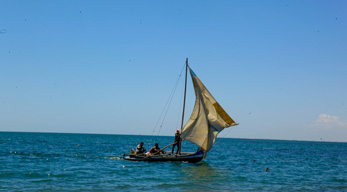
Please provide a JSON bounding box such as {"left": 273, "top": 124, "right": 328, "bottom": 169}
{"left": 123, "top": 58, "right": 238, "bottom": 163}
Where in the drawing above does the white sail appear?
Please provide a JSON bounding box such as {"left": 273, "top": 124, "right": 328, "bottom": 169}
{"left": 181, "top": 66, "right": 238, "bottom": 155}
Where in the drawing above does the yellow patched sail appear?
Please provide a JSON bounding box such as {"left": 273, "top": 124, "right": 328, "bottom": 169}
{"left": 181, "top": 66, "right": 238, "bottom": 155}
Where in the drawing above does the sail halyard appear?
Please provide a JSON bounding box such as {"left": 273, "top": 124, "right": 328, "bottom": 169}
{"left": 181, "top": 64, "right": 238, "bottom": 157}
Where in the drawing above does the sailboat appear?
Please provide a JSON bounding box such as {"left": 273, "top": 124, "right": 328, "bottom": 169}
{"left": 123, "top": 58, "right": 238, "bottom": 162}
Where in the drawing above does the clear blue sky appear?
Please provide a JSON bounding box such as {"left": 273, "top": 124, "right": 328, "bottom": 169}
{"left": 1, "top": 1, "right": 346, "bottom": 142}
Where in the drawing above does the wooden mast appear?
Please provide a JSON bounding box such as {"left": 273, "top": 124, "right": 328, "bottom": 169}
{"left": 178, "top": 58, "right": 188, "bottom": 155}
{"left": 180, "top": 58, "right": 188, "bottom": 131}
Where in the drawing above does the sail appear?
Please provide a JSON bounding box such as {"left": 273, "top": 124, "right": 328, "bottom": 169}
{"left": 181, "top": 66, "right": 238, "bottom": 154}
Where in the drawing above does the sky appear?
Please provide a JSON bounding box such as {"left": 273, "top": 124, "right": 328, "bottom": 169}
{"left": 1, "top": 1, "right": 346, "bottom": 142}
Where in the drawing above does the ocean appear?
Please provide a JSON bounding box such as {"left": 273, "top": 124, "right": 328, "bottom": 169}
{"left": 0, "top": 132, "right": 346, "bottom": 191}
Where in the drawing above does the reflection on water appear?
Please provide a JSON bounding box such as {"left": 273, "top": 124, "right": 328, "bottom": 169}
{"left": 183, "top": 162, "right": 220, "bottom": 180}
{"left": 177, "top": 161, "right": 231, "bottom": 191}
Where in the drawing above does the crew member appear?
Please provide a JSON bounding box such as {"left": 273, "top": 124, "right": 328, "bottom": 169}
{"left": 136, "top": 142, "right": 147, "bottom": 154}
{"left": 172, "top": 130, "right": 181, "bottom": 155}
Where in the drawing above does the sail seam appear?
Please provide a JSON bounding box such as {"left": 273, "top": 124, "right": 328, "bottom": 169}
{"left": 210, "top": 124, "right": 220, "bottom": 133}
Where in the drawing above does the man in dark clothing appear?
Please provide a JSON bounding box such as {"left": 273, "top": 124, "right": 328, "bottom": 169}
{"left": 172, "top": 129, "right": 181, "bottom": 155}
{"left": 149, "top": 143, "right": 165, "bottom": 155}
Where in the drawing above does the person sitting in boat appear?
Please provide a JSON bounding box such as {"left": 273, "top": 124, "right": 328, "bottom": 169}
{"left": 149, "top": 143, "right": 165, "bottom": 155}
{"left": 172, "top": 129, "right": 181, "bottom": 155}
{"left": 136, "top": 142, "right": 147, "bottom": 154}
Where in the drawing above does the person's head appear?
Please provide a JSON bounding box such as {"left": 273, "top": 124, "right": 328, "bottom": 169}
{"left": 155, "top": 143, "right": 158, "bottom": 147}
{"left": 140, "top": 142, "right": 144, "bottom": 146}
{"left": 176, "top": 129, "right": 180, "bottom": 133}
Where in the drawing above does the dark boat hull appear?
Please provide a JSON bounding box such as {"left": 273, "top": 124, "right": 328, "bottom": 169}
{"left": 123, "top": 150, "right": 204, "bottom": 163}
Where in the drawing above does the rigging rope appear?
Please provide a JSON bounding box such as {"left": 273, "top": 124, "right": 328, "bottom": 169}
{"left": 152, "top": 63, "right": 186, "bottom": 136}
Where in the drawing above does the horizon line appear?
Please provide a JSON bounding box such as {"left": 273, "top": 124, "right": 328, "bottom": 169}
{"left": 1, "top": 131, "right": 346, "bottom": 143}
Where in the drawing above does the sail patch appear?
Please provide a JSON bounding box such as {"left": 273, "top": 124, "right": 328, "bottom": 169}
{"left": 190, "top": 69, "right": 197, "bottom": 77}
{"left": 213, "top": 102, "right": 235, "bottom": 126}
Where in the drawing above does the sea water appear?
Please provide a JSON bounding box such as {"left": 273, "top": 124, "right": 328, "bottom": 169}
{"left": 0, "top": 132, "right": 346, "bottom": 191}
